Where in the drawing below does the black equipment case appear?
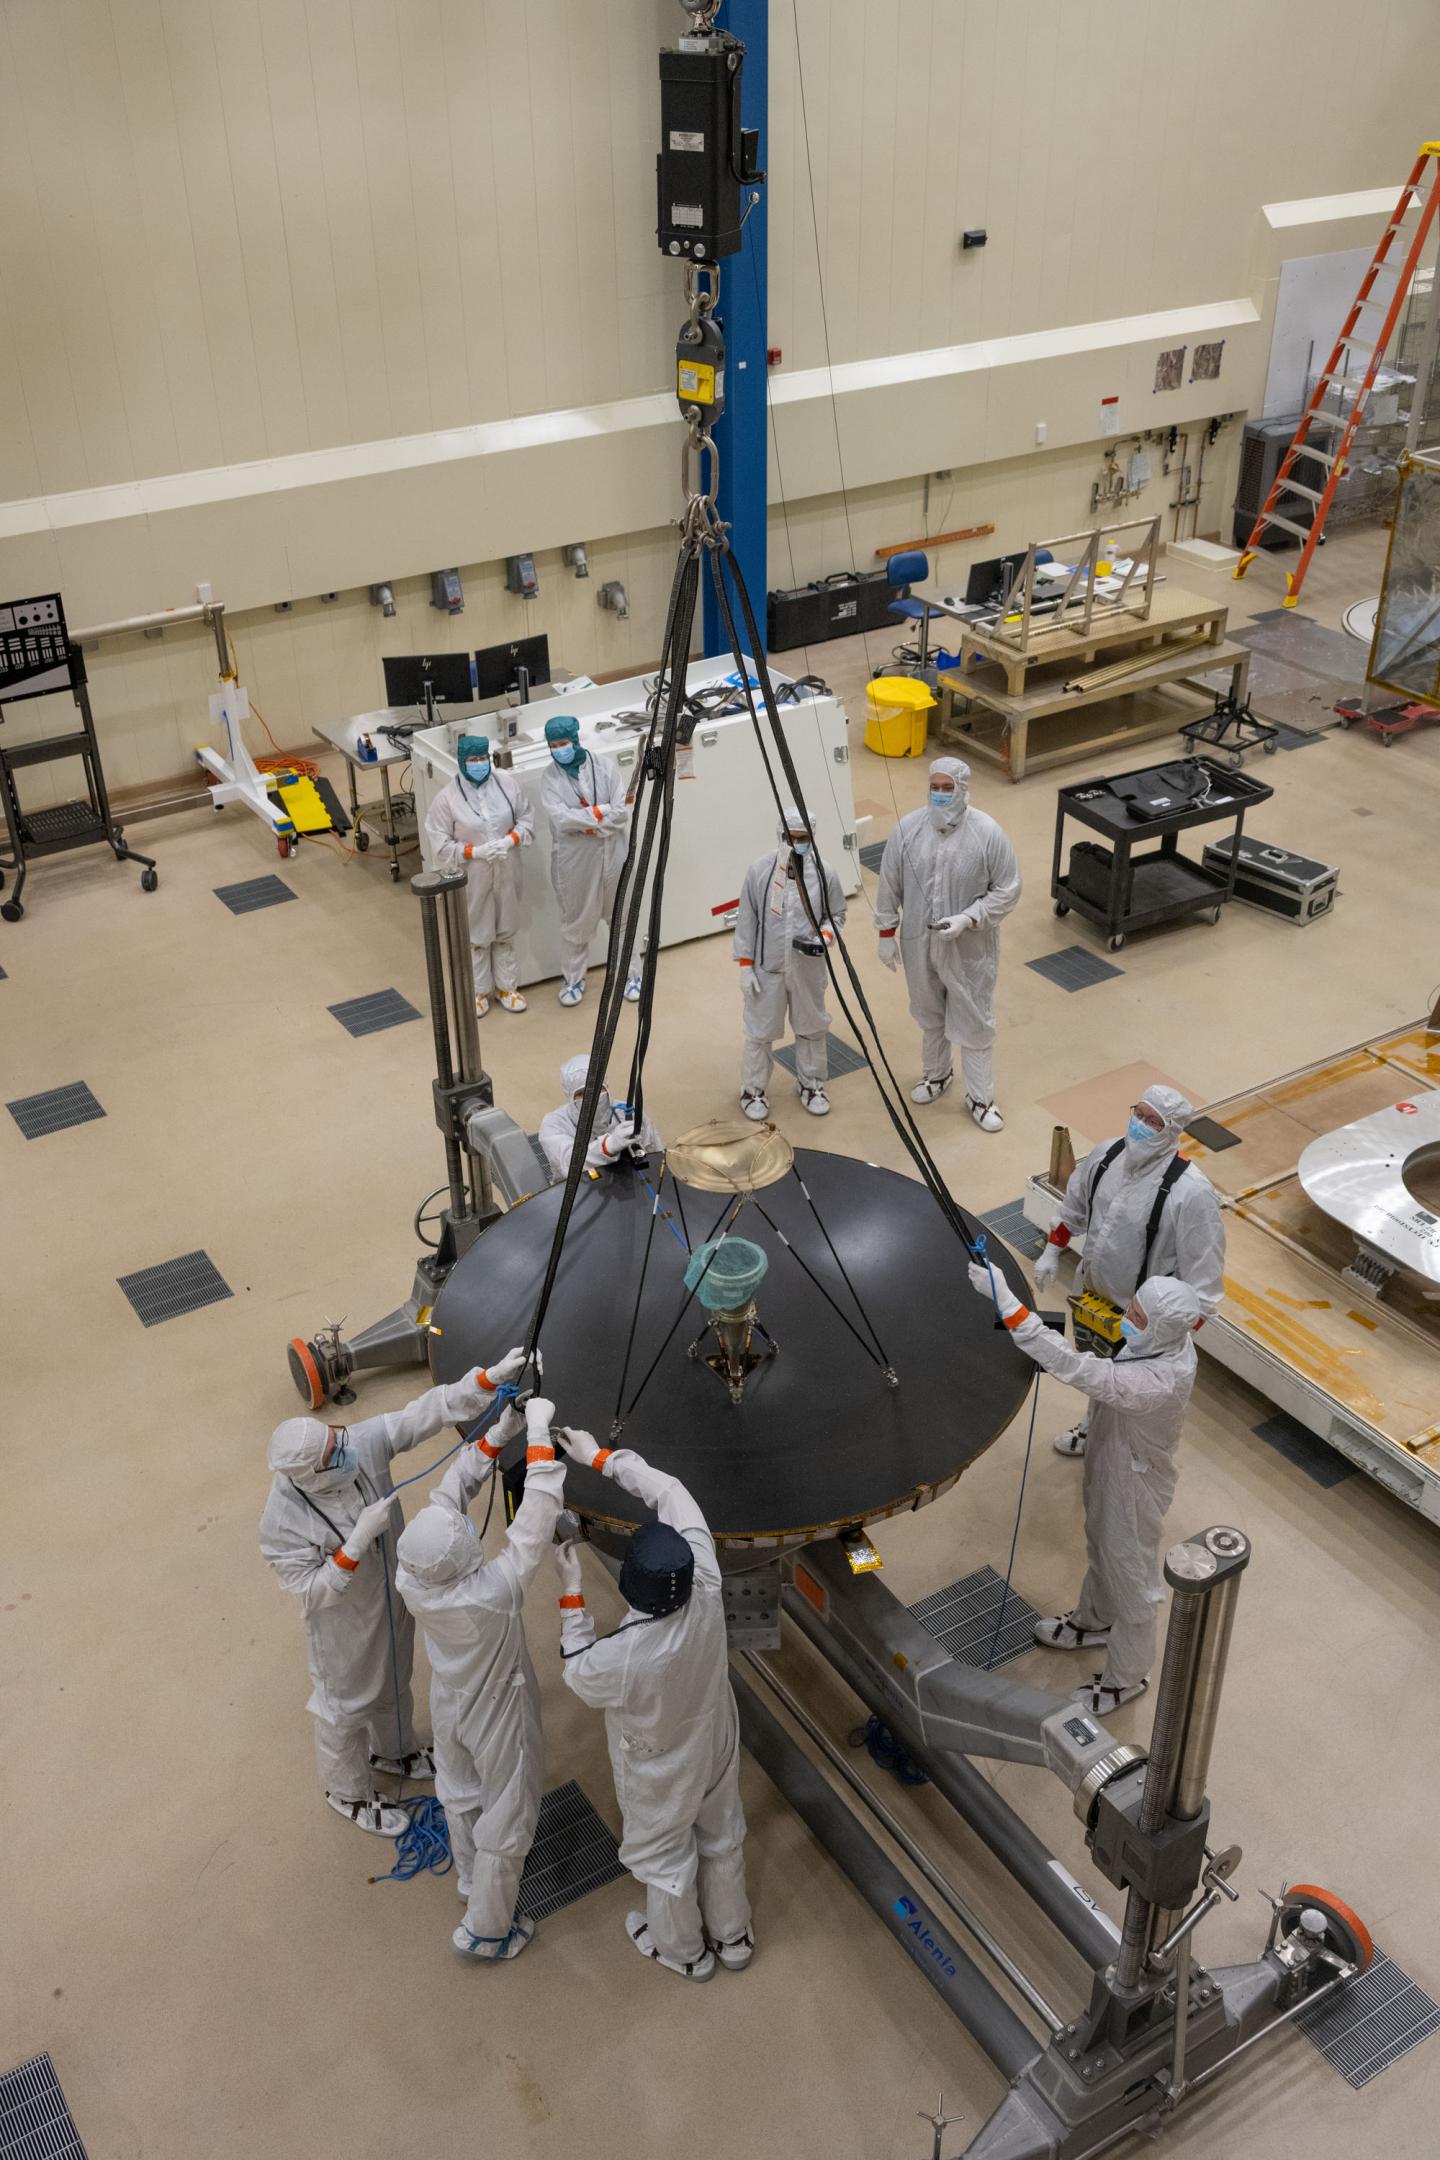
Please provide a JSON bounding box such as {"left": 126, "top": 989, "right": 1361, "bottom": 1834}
{"left": 767, "top": 571, "right": 896, "bottom": 650}
{"left": 1199, "top": 833, "right": 1337, "bottom": 923}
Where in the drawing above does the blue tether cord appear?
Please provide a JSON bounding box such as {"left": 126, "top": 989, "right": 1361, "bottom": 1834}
{"left": 367, "top": 1381, "right": 521, "bottom": 1885}
{"left": 974, "top": 1233, "right": 1042, "bottom": 1674}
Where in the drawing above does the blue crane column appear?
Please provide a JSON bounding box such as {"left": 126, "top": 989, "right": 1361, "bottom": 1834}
{"left": 703, "top": 0, "right": 769, "bottom": 658}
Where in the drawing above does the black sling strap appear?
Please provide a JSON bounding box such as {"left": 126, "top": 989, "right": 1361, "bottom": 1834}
{"left": 1087, "top": 1143, "right": 1192, "bottom": 1286}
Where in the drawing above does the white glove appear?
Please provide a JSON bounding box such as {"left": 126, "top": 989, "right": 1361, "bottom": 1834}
{"left": 877, "top": 935, "right": 899, "bottom": 973}
{"left": 554, "top": 1427, "right": 602, "bottom": 1467}
{"left": 585, "top": 1121, "right": 635, "bottom": 1166}
{"left": 480, "top": 1346, "right": 528, "bottom": 1390}
{"left": 485, "top": 1401, "right": 524, "bottom": 1449}
{"left": 483, "top": 837, "right": 510, "bottom": 862}
{"left": 525, "top": 1396, "right": 556, "bottom": 1445}
{"left": 554, "top": 1540, "right": 583, "bottom": 1600}
{"left": 1033, "top": 1243, "right": 1061, "bottom": 1291}
{"left": 338, "top": 1496, "right": 395, "bottom": 1563}
{"left": 743, "top": 967, "right": 765, "bottom": 1001}
{"left": 934, "top": 914, "right": 970, "bottom": 939}
{"left": 967, "top": 1258, "right": 1023, "bottom": 1320}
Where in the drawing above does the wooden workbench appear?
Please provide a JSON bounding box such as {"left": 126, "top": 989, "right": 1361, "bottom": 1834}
{"left": 938, "top": 584, "right": 1238, "bottom": 782}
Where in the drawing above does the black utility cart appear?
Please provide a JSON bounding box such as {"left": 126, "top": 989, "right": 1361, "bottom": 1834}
{"left": 1051, "top": 754, "right": 1273, "bottom": 952}
{"left": 0, "top": 591, "right": 157, "bottom": 922}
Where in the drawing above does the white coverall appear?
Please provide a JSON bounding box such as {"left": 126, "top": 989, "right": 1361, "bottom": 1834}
{"left": 561, "top": 1452, "right": 751, "bottom": 1966}
{"left": 733, "top": 845, "right": 847, "bottom": 1094}
{"left": 396, "top": 1433, "right": 564, "bottom": 1945}
{"left": 1056, "top": 1087, "right": 1225, "bottom": 1317}
{"left": 1005, "top": 1278, "right": 1200, "bottom": 1690}
{"left": 875, "top": 779, "right": 1021, "bottom": 1104}
{"left": 537, "top": 1052, "right": 662, "bottom": 1181}
{"left": 541, "top": 749, "right": 631, "bottom": 983}
{"left": 424, "top": 770, "right": 534, "bottom": 997}
{"left": 259, "top": 1377, "right": 492, "bottom": 1802}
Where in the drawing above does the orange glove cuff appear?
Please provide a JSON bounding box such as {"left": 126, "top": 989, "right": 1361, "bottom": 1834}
{"left": 879, "top": 927, "right": 896, "bottom": 938}
{"left": 477, "top": 1434, "right": 504, "bottom": 1460}
{"left": 592, "top": 1448, "right": 613, "bottom": 1475}
{"left": 738, "top": 957, "right": 753, "bottom": 967}
{"left": 332, "top": 1548, "right": 359, "bottom": 1573}
{"left": 1001, "top": 1305, "right": 1031, "bottom": 1331}
{"left": 1048, "top": 1223, "right": 1072, "bottom": 1250}
{"left": 463, "top": 843, "right": 474, "bottom": 861}
{"left": 527, "top": 1444, "right": 555, "bottom": 1464}
{"left": 559, "top": 1594, "right": 585, "bottom": 1610}
{"left": 509, "top": 829, "right": 519, "bottom": 845}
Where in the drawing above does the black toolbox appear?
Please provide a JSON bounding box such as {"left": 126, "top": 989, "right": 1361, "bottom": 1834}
{"left": 767, "top": 570, "right": 896, "bottom": 650}
{"left": 1199, "top": 834, "right": 1338, "bottom": 923}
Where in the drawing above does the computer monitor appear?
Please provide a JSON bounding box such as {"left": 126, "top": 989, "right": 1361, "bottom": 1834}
{"left": 473, "top": 633, "right": 552, "bottom": 704}
{"left": 964, "top": 555, "right": 1020, "bottom": 608}
{"left": 382, "top": 652, "right": 476, "bottom": 708}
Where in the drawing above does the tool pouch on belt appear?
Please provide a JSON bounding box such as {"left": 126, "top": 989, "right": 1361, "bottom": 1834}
{"left": 1070, "top": 1290, "right": 1126, "bottom": 1358}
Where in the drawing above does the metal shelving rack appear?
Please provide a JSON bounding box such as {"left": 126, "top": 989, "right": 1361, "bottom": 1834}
{"left": 0, "top": 591, "right": 158, "bottom": 922}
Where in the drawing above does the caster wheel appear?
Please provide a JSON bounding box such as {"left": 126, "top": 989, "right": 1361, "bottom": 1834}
{"left": 1382, "top": 736, "right": 1395, "bottom": 749}
{"left": 355, "top": 828, "right": 370, "bottom": 852}
{"left": 1053, "top": 900, "right": 1070, "bottom": 917}
{"left": 1262, "top": 739, "right": 1278, "bottom": 755}
{"left": 389, "top": 863, "right": 401, "bottom": 882}
{"left": 1108, "top": 934, "right": 1126, "bottom": 953}
{"left": 1, "top": 900, "right": 23, "bottom": 922}
{"left": 141, "top": 868, "right": 158, "bottom": 893}
{"left": 278, "top": 835, "right": 296, "bottom": 858}
{"left": 1277, "top": 1884, "right": 1373, "bottom": 1975}
{"left": 287, "top": 1337, "right": 328, "bottom": 1412}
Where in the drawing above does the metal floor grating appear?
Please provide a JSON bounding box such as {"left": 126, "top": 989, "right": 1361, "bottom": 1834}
{"left": 773, "top": 1036, "right": 869, "bottom": 1080}
{"left": 858, "top": 839, "right": 888, "bottom": 872}
{"left": 6, "top": 1081, "right": 105, "bottom": 1140}
{"left": 981, "top": 1199, "right": 1046, "bottom": 1260}
{"left": 1253, "top": 1411, "right": 1355, "bottom": 1489}
{"left": 1026, "top": 945, "right": 1124, "bottom": 992}
{"left": 328, "top": 987, "right": 421, "bottom": 1038}
{"left": 213, "top": 874, "right": 297, "bottom": 915}
{"left": 1298, "top": 1950, "right": 1440, "bottom": 2089}
{"left": 910, "top": 1564, "right": 1040, "bottom": 1669}
{"left": 116, "top": 1250, "right": 233, "bottom": 1328}
{"left": 0, "top": 2054, "right": 89, "bottom": 2160}
{"left": 515, "top": 1780, "right": 624, "bottom": 1923}
{"left": 1184, "top": 1114, "right": 1241, "bottom": 1152}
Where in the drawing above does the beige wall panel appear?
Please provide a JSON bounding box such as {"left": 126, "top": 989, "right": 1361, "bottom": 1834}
{"left": 305, "top": 0, "right": 396, "bottom": 446}
{"left": 108, "top": 0, "right": 228, "bottom": 472}
{"left": 440, "top": 0, "right": 511, "bottom": 426}
{"left": 203, "top": 0, "right": 314, "bottom": 460}
{"left": 0, "top": 10, "right": 89, "bottom": 494}
{"left": 392, "top": 0, "right": 471, "bottom": 433}
{"left": 351, "top": 0, "right": 435, "bottom": 438}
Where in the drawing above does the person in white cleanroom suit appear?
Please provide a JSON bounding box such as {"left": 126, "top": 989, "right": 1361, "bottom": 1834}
{"left": 553, "top": 1431, "right": 753, "bottom": 1984}
{"left": 424, "top": 732, "right": 534, "bottom": 1017}
{"left": 537, "top": 1052, "right": 662, "bottom": 1181}
{"left": 1033, "top": 1085, "right": 1225, "bottom": 1460}
{"left": 395, "top": 1390, "right": 564, "bottom": 1963}
{"left": 733, "top": 802, "right": 847, "bottom": 1121}
{"left": 540, "top": 713, "right": 641, "bottom": 1008}
{"left": 260, "top": 1357, "right": 518, "bottom": 1836}
{"left": 968, "top": 1263, "right": 1201, "bottom": 1715}
{"left": 875, "top": 756, "right": 1021, "bottom": 1131}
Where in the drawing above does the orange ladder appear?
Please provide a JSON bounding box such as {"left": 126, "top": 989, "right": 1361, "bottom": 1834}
{"left": 1235, "top": 143, "right": 1440, "bottom": 606}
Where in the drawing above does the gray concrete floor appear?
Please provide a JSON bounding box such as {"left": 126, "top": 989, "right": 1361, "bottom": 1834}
{"left": 3, "top": 527, "right": 1439, "bottom": 2158}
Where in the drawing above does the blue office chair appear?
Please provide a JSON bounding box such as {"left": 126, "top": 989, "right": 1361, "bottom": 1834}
{"left": 886, "top": 550, "right": 945, "bottom": 668}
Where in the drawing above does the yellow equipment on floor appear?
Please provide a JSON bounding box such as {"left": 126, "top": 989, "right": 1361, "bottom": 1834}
{"left": 1070, "top": 1289, "right": 1126, "bottom": 1357}
{"left": 864, "top": 675, "right": 934, "bottom": 758}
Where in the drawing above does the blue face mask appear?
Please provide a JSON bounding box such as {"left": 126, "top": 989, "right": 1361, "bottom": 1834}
{"left": 327, "top": 1438, "right": 357, "bottom": 1474}
{"left": 1128, "top": 1114, "right": 1161, "bottom": 1146}
{"left": 551, "top": 743, "right": 580, "bottom": 768}
{"left": 1118, "top": 1317, "right": 1143, "bottom": 1344}
{"left": 788, "top": 838, "right": 810, "bottom": 857}
{"left": 463, "top": 758, "right": 491, "bottom": 785}
{"left": 929, "top": 791, "right": 955, "bottom": 812}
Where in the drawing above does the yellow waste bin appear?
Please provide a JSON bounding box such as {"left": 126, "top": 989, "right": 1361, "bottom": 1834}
{"left": 864, "top": 675, "right": 935, "bottom": 759}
